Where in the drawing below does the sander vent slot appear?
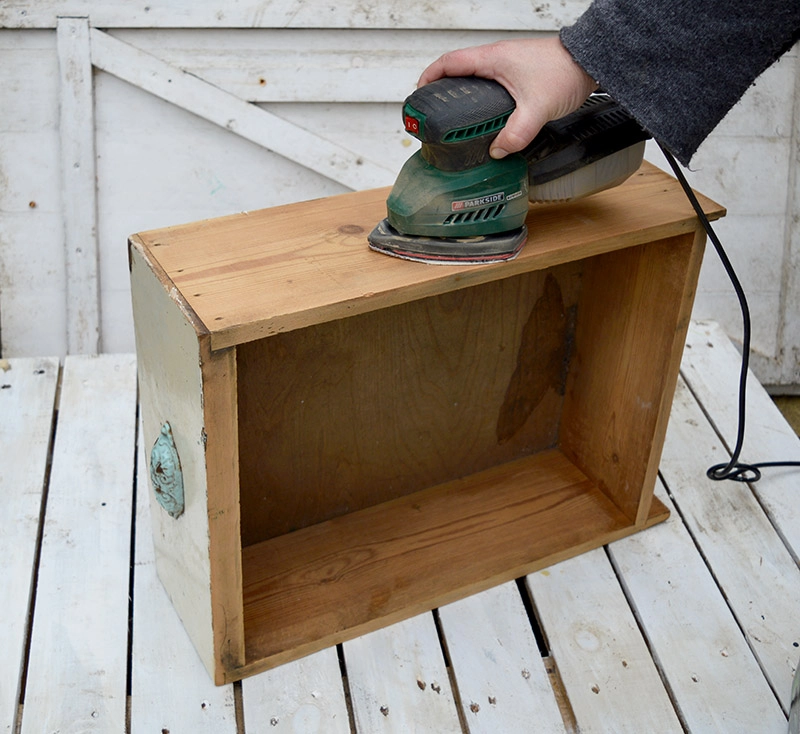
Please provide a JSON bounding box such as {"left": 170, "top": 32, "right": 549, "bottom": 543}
{"left": 444, "top": 203, "right": 506, "bottom": 225}
{"left": 442, "top": 112, "right": 512, "bottom": 143}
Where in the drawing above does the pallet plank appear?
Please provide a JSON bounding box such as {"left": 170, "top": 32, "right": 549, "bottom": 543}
{"left": 660, "top": 377, "right": 800, "bottom": 711}
{"left": 241, "top": 648, "right": 350, "bottom": 733}
{"left": 608, "top": 483, "right": 787, "bottom": 732}
{"left": 20, "top": 355, "right": 137, "bottom": 733}
{"left": 681, "top": 320, "right": 800, "bottom": 559}
{"left": 0, "top": 357, "right": 59, "bottom": 734}
{"left": 108, "top": 28, "right": 529, "bottom": 103}
{"left": 437, "top": 581, "right": 566, "bottom": 733}
{"left": 89, "top": 28, "right": 395, "bottom": 191}
{"left": 527, "top": 547, "right": 682, "bottom": 733}
{"left": 129, "top": 423, "right": 238, "bottom": 732}
{"left": 0, "top": 1, "right": 586, "bottom": 29}
{"left": 343, "top": 613, "right": 462, "bottom": 733}
{"left": 57, "top": 17, "right": 100, "bottom": 354}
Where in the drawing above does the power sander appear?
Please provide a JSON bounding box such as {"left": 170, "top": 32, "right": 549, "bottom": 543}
{"left": 368, "top": 76, "right": 650, "bottom": 264}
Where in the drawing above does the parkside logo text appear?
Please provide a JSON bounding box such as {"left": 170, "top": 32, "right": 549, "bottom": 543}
{"left": 451, "top": 192, "right": 505, "bottom": 211}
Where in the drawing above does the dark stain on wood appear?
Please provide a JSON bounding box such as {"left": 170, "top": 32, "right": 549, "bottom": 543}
{"left": 496, "top": 273, "right": 570, "bottom": 444}
{"left": 338, "top": 224, "right": 365, "bottom": 235}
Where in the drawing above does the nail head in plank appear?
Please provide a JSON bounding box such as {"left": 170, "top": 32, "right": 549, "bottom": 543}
{"left": 343, "top": 614, "right": 462, "bottom": 734}
{"left": 438, "top": 581, "right": 567, "bottom": 732}
{"left": 241, "top": 647, "right": 350, "bottom": 733}
{"left": 527, "top": 547, "right": 683, "bottom": 733}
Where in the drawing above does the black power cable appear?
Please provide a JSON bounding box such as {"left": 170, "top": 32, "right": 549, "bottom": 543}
{"left": 659, "top": 142, "right": 800, "bottom": 483}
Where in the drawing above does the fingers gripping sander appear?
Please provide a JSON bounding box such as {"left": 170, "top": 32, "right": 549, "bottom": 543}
{"left": 368, "top": 77, "right": 650, "bottom": 264}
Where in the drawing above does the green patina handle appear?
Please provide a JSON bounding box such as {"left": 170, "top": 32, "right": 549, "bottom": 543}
{"left": 149, "top": 422, "right": 185, "bottom": 519}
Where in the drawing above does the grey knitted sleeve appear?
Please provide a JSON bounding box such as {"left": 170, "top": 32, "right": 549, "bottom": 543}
{"left": 560, "top": 0, "right": 800, "bottom": 164}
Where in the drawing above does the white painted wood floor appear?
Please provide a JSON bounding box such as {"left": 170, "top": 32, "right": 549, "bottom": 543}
{"left": 2, "top": 320, "right": 799, "bottom": 733}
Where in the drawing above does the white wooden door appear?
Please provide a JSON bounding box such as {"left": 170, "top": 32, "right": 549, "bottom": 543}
{"left": 0, "top": 3, "right": 798, "bottom": 388}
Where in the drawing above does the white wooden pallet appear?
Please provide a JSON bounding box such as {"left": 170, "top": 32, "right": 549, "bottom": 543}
{"left": 1, "top": 320, "right": 798, "bottom": 733}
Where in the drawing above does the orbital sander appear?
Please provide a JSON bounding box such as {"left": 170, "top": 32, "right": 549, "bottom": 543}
{"left": 368, "top": 76, "right": 650, "bottom": 264}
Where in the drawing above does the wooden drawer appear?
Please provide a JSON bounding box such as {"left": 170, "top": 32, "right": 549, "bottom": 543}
{"left": 129, "top": 162, "right": 722, "bottom": 684}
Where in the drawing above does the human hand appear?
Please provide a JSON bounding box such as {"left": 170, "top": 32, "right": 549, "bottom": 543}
{"left": 418, "top": 37, "right": 598, "bottom": 158}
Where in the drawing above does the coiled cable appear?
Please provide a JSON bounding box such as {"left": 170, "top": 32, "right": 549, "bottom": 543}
{"left": 659, "top": 142, "right": 800, "bottom": 482}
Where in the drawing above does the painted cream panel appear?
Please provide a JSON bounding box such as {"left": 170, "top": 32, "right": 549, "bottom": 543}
{"left": 129, "top": 245, "right": 217, "bottom": 678}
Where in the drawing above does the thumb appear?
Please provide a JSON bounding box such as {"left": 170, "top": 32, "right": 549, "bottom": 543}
{"left": 490, "top": 105, "right": 549, "bottom": 159}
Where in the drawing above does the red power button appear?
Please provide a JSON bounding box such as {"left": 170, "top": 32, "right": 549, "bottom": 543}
{"left": 404, "top": 114, "right": 420, "bottom": 134}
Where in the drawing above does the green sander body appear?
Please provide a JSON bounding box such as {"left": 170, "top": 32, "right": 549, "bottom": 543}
{"left": 368, "top": 77, "right": 650, "bottom": 264}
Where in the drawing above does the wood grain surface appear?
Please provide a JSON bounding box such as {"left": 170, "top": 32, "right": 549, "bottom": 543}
{"left": 133, "top": 163, "right": 724, "bottom": 351}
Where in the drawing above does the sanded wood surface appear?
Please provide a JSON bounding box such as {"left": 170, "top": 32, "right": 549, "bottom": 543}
{"left": 132, "top": 164, "right": 718, "bottom": 682}
{"left": 4, "top": 322, "right": 798, "bottom": 730}
{"left": 131, "top": 163, "right": 724, "bottom": 350}
{"left": 560, "top": 230, "right": 705, "bottom": 525}
{"left": 239, "top": 450, "right": 668, "bottom": 678}
{"left": 236, "top": 266, "right": 581, "bottom": 545}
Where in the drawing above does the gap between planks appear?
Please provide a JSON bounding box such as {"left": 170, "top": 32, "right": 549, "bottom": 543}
{"left": 124, "top": 407, "right": 140, "bottom": 734}
{"left": 5, "top": 359, "right": 61, "bottom": 734}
